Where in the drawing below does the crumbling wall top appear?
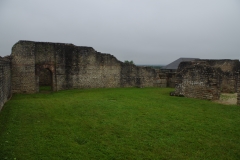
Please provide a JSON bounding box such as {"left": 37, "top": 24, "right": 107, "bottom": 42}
{"left": 11, "top": 40, "right": 96, "bottom": 56}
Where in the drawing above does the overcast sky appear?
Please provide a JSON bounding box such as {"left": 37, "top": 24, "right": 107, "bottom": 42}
{"left": 0, "top": 0, "right": 240, "bottom": 65}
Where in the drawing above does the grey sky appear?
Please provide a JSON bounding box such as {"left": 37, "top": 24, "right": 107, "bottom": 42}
{"left": 1, "top": 0, "right": 240, "bottom": 65}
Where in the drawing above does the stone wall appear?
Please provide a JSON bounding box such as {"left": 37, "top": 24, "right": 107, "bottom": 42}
{"left": 174, "top": 60, "right": 240, "bottom": 105}
{"left": 220, "top": 72, "right": 238, "bottom": 93}
{"left": 11, "top": 41, "right": 36, "bottom": 93}
{"left": 157, "top": 71, "right": 167, "bottom": 87}
{"left": 0, "top": 56, "right": 11, "bottom": 111}
{"left": 199, "top": 59, "right": 239, "bottom": 72}
{"left": 196, "top": 59, "right": 239, "bottom": 93}
{"left": 164, "top": 59, "right": 240, "bottom": 90}
{"left": 174, "top": 61, "right": 221, "bottom": 100}
{"left": 11, "top": 40, "right": 162, "bottom": 93}
{"left": 155, "top": 69, "right": 176, "bottom": 88}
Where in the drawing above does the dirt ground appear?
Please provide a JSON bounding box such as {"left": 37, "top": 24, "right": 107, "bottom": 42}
{"left": 214, "top": 93, "right": 237, "bottom": 105}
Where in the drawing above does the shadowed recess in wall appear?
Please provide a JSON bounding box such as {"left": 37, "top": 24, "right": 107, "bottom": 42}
{"left": 39, "top": 68, "right": 52, "bottom": 92}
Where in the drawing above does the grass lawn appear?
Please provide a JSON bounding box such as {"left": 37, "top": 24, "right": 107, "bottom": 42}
{"left": 0, "top": 87, "right": 240, "bottom": 159}
{"left": 39, "top": 86, "right": 52, "bottom": 92}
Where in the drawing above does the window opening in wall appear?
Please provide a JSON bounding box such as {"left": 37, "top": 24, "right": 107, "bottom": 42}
{"left": 39, "top": 68, "right": 52, "bottom": 92}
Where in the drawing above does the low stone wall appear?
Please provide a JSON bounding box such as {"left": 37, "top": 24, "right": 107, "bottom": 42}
{"left": 0, "top": 56, "right": 11, "bottom": 111}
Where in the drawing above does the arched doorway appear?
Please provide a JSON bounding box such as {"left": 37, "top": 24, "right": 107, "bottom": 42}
{"left": 36, "top": 63, "right": 56, "bottom": 92}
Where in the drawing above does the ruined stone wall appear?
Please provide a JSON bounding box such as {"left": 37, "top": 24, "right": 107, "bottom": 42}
{"left": 174, "top": 62, "right": 221, "bottom": 100}
{"left": 220, "top": 72, "right": 238, "bottom": 93}
{"left": 54, "top": 47, "right": 123, "bottom": 90}
{"left": 199, "top": 59, "right": 239, "bottom": 72}
{"left": 177, "top": 59, "right": 240, "bottom": 93}
{"left": 0, "top": 57, "right": 11, "bottom": 111}
{"left": 156, "top": 71, "right": 167, "bottom": 87}
{"left": 11, "top": 41, "right": 36, "bottom": 93}
{"left": 158, "top": 69, "right": 176, "bottom": 88}
{"left": 197, "top": 60, "right": 239, "bottom": 93}
{"left": 11, "top": 41, "right": 161, "bottom": 93}
{"left": 120, "top": 65, "right": 163, "bottom": 88}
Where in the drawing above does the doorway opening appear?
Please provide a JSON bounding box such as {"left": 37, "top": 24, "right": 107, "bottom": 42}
{"left": 39, "top": 68, "right": 52, "bottom": 92}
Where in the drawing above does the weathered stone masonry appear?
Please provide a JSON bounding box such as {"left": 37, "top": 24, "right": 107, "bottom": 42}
{"left": 11, "top": 40, "right": 162, "bottom": 93}
{"left": 175, "top": 61, "right": 222, "bottom": 100}
{"left": 0, "top": 56, "right": 11, "bottom": 111}
{"left": 199, "top": 59, "right": 240, "bottom": 93}
{"left": 174, "top": 60, "right": 240, "bottom": 104}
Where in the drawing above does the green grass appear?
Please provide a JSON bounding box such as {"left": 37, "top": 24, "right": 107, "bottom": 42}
{"left": 39, "top": 86, "right": 52, "bottom": 92}
{"left": 0, "top": 88, "right": 240, "bottom": 160}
